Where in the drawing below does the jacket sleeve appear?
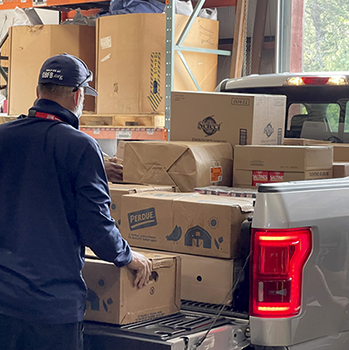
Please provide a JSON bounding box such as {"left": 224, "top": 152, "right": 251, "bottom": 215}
{"left": 74, "top": 139, "right": 133, "bottom": 267}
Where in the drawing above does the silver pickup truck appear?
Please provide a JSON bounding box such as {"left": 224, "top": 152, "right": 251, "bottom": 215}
{"left": 215, "top": 72, "right": 349, "bottom": 143}
{"left": 84, "top": 177, "right": 349, "bottom": 350}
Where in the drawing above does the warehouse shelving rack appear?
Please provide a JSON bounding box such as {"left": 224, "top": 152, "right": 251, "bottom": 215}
{"left": 0, "top": 0, "right": 237, "bottom": 144}
{"left": 164, "top": 0, "right": 232, "bottom": 140}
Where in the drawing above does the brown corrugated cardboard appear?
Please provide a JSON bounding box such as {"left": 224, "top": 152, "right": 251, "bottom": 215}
{"left": 7, "top": 25, "right": 96, "bottom": 116}
{"left": 120, "top": 192, "right": 254, "bottom": 259}
{"left": 96, "top": 13, "right": 218, "bottom": 114}
{"left": 116, "top": 140, "right": 126, "bottom": 160}
{"left": 83, "top": 250, "right": 181, "bottom": 325}
{"left": 283, "top": 138, "right": 332, "bottom": 146}
{"left": 123, "top": 141, "right": 233, "bottom": 192}
{"left": 170, "top": 91, "right": 286, "bottom": 145}
{"left": 333, "top": 162, "right": 349, "bottom": 178}
{"left": 233, "top": 145, "right": 333, "bottom": 187}
{"left": 85, "top": 246, "right": 234, "bottom": 305}
{"left": 282, "top": 139, "right": 349, "bottom": 162}
{"left": 131, "top": 248, "right": 235, "bottom": 306}
{"left": 332, "top": 144, "right": 349, "bottom": 162}
{"left": 234, "top": 169, "right": 333, "bottom": 187}
{"left": 108, "top": 183, "right": 175, "bottom": 227}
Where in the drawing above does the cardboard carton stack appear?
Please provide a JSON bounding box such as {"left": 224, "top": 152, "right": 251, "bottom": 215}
{"left": 284, "top": 138, "right": 349, "bottom": 179}
{"left": 117, "top": 190, "right": 254, "bottom": 306}
{"left": 6, "top": 13, "right": 219, "bottom": 128}
{"left": 107, "top": 140, "right": 252, "bottom": 307}
{"left": 233, "top": 145, "right": 333, "bottom": 187}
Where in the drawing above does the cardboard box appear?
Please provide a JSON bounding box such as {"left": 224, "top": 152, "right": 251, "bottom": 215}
{"left": 108, "top": 183, "right": 175, "bottom": 227}
{"left": 170, "top": 91, "right": 286, "bottom": 145}
{"left": 283, "top": 138, "right": 332, "bottom": 146}
{"left": 120, "top": 192, "right": 254, "bottom": 259}
{"left": 7, "top": 25, "right": 96, "bottom": 116}
{"left": 131, "top": 248, "right": 235, "bottom": 306}
{"left": 116, "top": 140, "right": 126, "bottom": 160}
{"left": 85, "top": 246, "right": 234, "bottom": 306}
{"left": 332, "top": 144, "right": 349, "bottom": 162}
{"left": 333, "top": 162, "right": 349, "bottom": 178}
{"left": 282, "top": 139, "right": 349, "bottom": 162}
{"left": 233, "top": 145, "right": 333, "bottom": 187}
{"left": 194, "top": 186, "right": 257, "bottom": 198}
{"left": 123, "top": 141, "right": 233, "bottom": 192}
{"left": 96, "top": 13, "right": 219, "bottom": 114}
{"left": 83, "top": 250, "right": 181, "bottom": 325}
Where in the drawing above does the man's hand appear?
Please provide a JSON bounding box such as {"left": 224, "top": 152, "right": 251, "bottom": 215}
{"left": 104, "top": 158, "right": 123, "bottom": 182}
{"left": 126, "top": 250, "right": 152, "bottom": 289}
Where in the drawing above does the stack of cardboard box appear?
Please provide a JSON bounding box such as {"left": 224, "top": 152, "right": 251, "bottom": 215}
{"left": 5, "top": 13, "right": 219, "bottom": 129}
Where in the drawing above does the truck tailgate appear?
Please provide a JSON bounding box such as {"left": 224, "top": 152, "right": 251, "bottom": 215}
{"left": 84, "top": 309, "right": 249, "bottom": 350}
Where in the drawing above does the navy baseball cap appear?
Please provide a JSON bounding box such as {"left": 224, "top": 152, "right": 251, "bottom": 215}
{"left": 38, "top": 53, "right": 98, "bottom": 96}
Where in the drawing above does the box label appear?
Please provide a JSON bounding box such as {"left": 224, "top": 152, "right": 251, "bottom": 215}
{"left": 252, "top": 171, "right": 268, "bottom": 186}
{"left": 269, "top": 171, "right": 284, "bottom": 182}
{"left": 210, "top": 166, "right": 223, "bottom": 182}
{"left": 147, "top": 52, "right": 162, "bottom": 112}
{"left": 252, "top": 170, "right": 285, "bottom": 186}
{"left": 128, "top": 207, "right": 157, "bottom": 230}
{"left": 197, "top": 116, "right": 222, "bottom": 137}
{"left": 231, "top": 98, "right": 250, "bottom": 106}
{"left": 100, "top": 36, "right": 112, "bottom": 50}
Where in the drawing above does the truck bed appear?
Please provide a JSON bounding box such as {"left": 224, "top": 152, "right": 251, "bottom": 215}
{"left": 83, "top": 305, "right": 250, "bottom": 350}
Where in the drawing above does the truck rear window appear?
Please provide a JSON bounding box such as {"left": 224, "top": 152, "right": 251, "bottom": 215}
{"left": 287, "top": 102, "right": 349, "bottom": 142}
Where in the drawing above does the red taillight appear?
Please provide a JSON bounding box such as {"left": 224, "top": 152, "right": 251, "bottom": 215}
{"left": 301, "top": 77, "right": 329, "bottom": 85}
{"left": 250, "top": 228, "right": 312, "bottom": 318}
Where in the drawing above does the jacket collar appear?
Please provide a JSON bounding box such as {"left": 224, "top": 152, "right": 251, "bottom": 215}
{"left": 28, "top": 99, "right": 79, "bottom": 129}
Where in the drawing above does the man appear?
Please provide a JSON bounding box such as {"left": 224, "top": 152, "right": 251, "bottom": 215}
{"left": 0, "top": 53, "right": 152, "bottom": 350}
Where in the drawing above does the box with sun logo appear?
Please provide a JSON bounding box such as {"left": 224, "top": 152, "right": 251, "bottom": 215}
{"left": 82, "top": 249, "right": 181, "bottom": 325}
{"left": 120, "top": 192, "right": 254, "bottom": 259}
{"left": 170, "top": 91, "right": 286, "bottom": 146}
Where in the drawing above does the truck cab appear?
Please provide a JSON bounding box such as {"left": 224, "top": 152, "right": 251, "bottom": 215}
{"left": 215, "top": 72, "right": 349, "bottom": 143}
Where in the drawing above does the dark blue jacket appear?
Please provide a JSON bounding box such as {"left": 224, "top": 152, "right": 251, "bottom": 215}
{"left": 0, "top": 99, "right": 132, "bottom": 324}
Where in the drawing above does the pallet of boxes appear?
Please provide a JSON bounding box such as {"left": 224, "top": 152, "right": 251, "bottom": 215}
{"left": 5, "top": 12, "right": 218, "bottom": 130}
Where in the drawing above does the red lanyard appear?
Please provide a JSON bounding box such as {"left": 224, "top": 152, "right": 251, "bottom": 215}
{"left": 35, "top": 111, "right": 63, "bottom": 122}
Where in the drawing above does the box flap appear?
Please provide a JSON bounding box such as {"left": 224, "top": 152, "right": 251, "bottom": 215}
{"left": 175, "top": 195, "right": 255, "bottom": 213}
{"left": 138, "top": 163, "right": 178, "bottom": 187}
{"left": 151, "top": 257, "right": 175, "bottom": 269}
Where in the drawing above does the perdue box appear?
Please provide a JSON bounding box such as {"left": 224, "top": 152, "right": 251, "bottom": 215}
{"left": 108, "top": 183, "right": 175, "bottom": 227}
{"left": 134, "top": 248, "right": 235, "bottom": 306}
{"left": 170, "top": 91, "right": 286, "bottom": 146}
{"left": 86, "top": 247, "right": 234, "bottom": 306}
{"left": 120, "top": 192, "right": 254, "bottom": 259}
{"left": 96, "top": 13, "right": 219, "bottom": 114}
{"left": 123, "top": 141, "right": 233, "bottom": 192}
{"left": 83, "top": 250, "right": 181, "bottom": 325}
{"left": 233, "top": 145, "right": 333, "bottom": 187}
